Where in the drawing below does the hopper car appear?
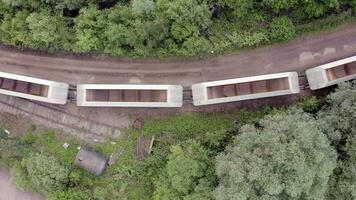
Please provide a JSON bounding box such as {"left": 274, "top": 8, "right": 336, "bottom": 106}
{"left": 191, "top": 72, "right": 300, "bottom": 106}
{"left": 306, "top": 55, "right": 356, "bottom": 90}
{"left": 76, "top": 84, "right": 183, "bottom": 107}
{"left": 0, "top": 72, "right": 68, "bottom": 104}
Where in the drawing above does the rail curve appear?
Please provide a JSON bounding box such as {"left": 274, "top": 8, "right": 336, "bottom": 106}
{"left": 0, "top": 23, "right": 355, "bottom": 141}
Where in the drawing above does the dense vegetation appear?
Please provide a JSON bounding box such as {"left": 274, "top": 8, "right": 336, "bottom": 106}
{"left": 0, "top": 0, "right": 356, "bottom": 57}
{"left": 1, "top": 81, "right": 356, "bottom": 200}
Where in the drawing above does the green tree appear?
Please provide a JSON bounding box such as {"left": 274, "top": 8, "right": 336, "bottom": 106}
{"left": 215, "top": 110, "right": 337, "bottom": 200}
{"left": 156, "top": 0, "right": 211, "bottom": 42}
{"left": 153, "top": 141, "right": 214, "bottom": 200}
{"left": 0, "top": 10, "right": 31, "bottom": 46}
{"left": 327, "top": 139, "right": 356, "bottom": 199}
{"left": 262, "top": 0, "right": 298, "bottom": 12}
{"left": 217, "top": 0, "right": 254, "bottom": 20}
{"left": 74, "top": 5, "right": 107, "bottom": 52}
{"left": 318, "top": 81, "right": 356, "bottom": 146}
{"left": 26, "top": 10, "right": 73, "bottom": 51}
{"left": 25, "top": 152, "right": 70, "bottom": 193}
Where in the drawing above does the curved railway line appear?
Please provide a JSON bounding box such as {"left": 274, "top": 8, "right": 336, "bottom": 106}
{"left": 0, "top": 23, "right": 356, "bottom": 142}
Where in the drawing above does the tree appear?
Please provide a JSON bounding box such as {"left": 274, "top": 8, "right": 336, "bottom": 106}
{"left": 132, "top": 0, "right": 155, "bottom": 17}
{"left": 0, "top": 10, "right": 31, "bottom": 46}
{"left": 296, "top": 0, "right": 340, "bottom": 20}
{"left": 25, "top": 152, "right": 70, "bottom": 193}
{"left": 327, "top": 139, "right": 356, "bottom": 200}
{"left": 74, "top": 5, "right": 107, "bottom": 52}
{"left": 217, "top": 0, "right": 254, "bottom": 20}
{"left": 26, "top": 10, "right": 73, "bottom": 51}
{"left": 153, "top": 141, "right": 214, "bottom": 200}
{"left": 214, "top": 110, "right": 337, "bottom": 200}
{"left": 315, "top": 81, "right": 356, "bottom": 199}
{"left": 156, "top": 0, "right": 211, "bottom": 42}
{"left": 262, "top": 0, "right": 298, "bottom": 12}
{"left": 317, "top": 81, "right": 356, "bottom": 146}
{"left": 269, "top": 16, "right": 296, "bottom": 41}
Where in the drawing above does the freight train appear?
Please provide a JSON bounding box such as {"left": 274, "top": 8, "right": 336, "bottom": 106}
{"left": 1, "top": 55, "right": 355, "bottom": 107}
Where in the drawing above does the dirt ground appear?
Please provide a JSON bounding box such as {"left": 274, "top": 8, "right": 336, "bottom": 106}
{"left": 0, "top": 112, "right": 48, "bottom": 137}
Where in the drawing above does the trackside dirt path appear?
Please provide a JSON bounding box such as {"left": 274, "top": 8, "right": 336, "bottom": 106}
{"left": 0, "top": 23, "right": 356, "bottom": 87}
{"left": 0, "top": 23, "right": 355, "bottom": 140}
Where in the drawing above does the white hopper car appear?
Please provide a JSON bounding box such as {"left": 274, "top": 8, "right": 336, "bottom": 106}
{"left": 192, "top": 72, "right": 300, "bottom": 106}
{"left": 76, "top": 84, "right": 183, "bottom": 107}
{"left": 0, "top": 72, "right": 68, "bottom": 104}
{"left": 306, "top": 55, "right": 356, "bottom": 90}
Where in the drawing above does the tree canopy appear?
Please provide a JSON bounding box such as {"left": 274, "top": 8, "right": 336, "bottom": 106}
{"left": 0, "top": 0, "right": 355, "bottom": 57}
{"left": 214, "top": 110, "right": 337, "bottom": 200}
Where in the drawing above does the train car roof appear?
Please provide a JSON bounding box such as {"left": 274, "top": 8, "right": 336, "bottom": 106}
{"left": 76, "top": 84, "right": 183, "bottom": 107}
{"left": 192, "top": 72, "right": 300, "bottom": 106}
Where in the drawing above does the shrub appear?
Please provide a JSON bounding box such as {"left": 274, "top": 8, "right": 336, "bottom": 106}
{"left": 153, "top": 141, "right": 214, "bottom": 200}
{"left": 10, "top": 161, "right": 32, "bottom": 191}
{"left": 269, "top": 16, "right": 296, "bottom": 41}
{"left": 47, "top": 188, "right": 92, "bottom": 200}
{"left": 237, "top": 31, "right": 269, "bottom": 47}
{"left": 25, "top": 152, "right": 70, "bottom": 193}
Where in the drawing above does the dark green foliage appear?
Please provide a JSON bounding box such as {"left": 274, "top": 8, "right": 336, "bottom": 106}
{"left": 0, "top": 0, "right": 355, "bottom": 57}
{"left": 215, "top": 110, "right": 337, "bottom": 200}
{"left": 153, "top": 141, "right": 214, "bottom": 200}
{"left": 316, "top": 81, "right": 356, "bottom": 199}
{"left": 318, "top": 80, "right": 356, "bottom": 146}
{"left": 74, "top": 6, "right": 107, "bottom": 52}
{"left": 327, "top": 139, "right": 356, "bottom": 200}
{"left": 294, "top": 96, "right": 322, "bottom": 114}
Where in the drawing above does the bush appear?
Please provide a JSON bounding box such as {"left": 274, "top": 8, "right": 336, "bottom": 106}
{"left": 269, "top": 16, "right": 296, "bottom": 41}
{"left": 237, "top": 31, "right": 269, "bottom": 47}
{"left": 153, "top": 141, "right": 214, "bottom": 200}
{"left": 47, "top": 188, "right": 92, "bottom": 200}
{"left": 25, "top": 152, "right": 70, "bottom": 193}
{"left": 10, "top": 161, "right": 32, "bottom": 191}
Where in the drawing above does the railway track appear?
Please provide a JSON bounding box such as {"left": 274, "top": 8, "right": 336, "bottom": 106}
{"left": 0, "top": 95, "right": 122, "bottom": 142}
{"left": 0, "top": 24, "right": 355, "bottom": 141}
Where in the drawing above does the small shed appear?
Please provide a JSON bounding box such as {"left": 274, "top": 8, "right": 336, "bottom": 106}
{"left": 75, "top": 148, "right": 108, "bottom": 175}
